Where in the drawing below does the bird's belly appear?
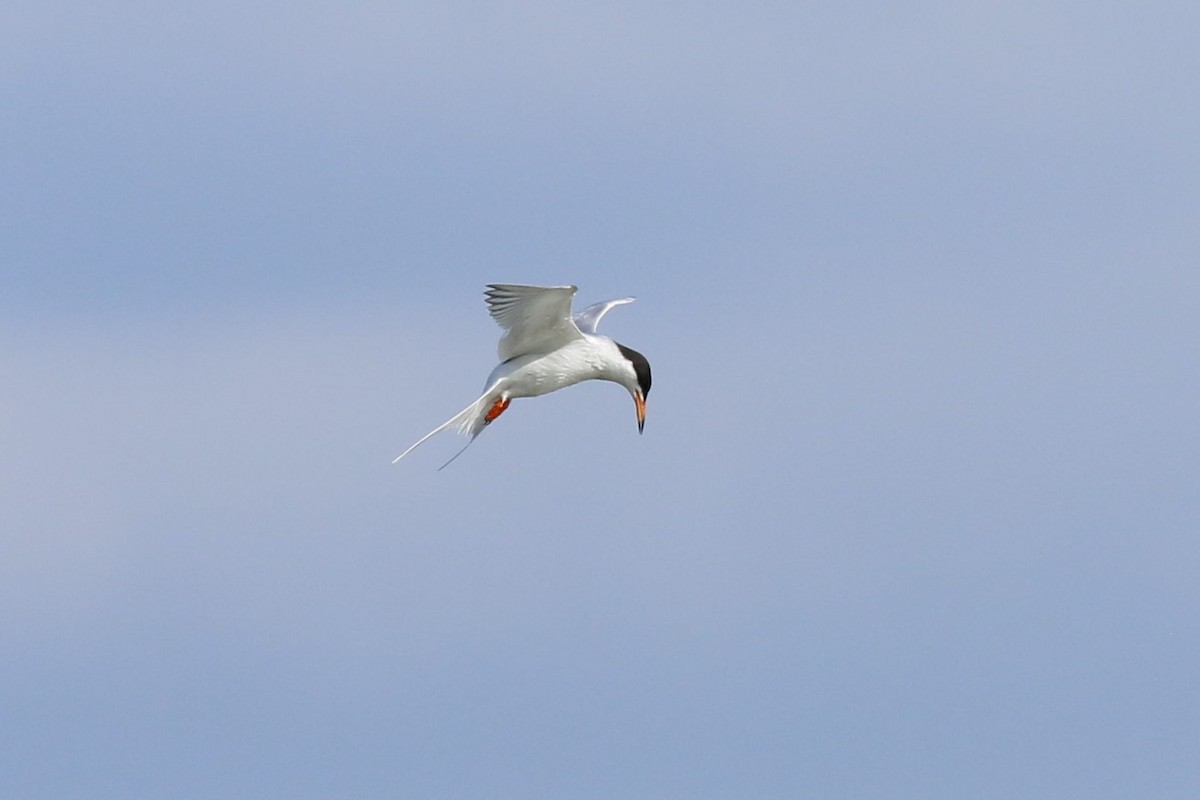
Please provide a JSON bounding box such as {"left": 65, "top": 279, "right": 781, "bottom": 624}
{"left": 488, "top": 348, "right": 604, "bottom": 398}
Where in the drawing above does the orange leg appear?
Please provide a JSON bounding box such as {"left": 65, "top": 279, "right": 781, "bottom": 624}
{"left": 483, "top": 396, "right": 511, "bottom": 425}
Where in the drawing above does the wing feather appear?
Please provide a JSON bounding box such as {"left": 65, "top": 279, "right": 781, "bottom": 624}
{"left": 573, "top": 297, "right": 635, "bottom": 335}
{"left": 484, "top": 284, "right": 584, "bottom": 361}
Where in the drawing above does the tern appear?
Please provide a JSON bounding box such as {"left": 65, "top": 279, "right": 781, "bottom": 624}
{"left": 393, "top": 283, "right": 652, "bottom": 468}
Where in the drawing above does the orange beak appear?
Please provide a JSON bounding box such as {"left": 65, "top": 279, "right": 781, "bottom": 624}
{"left": 634, "top": 390, "right": 646, "bottom": 434}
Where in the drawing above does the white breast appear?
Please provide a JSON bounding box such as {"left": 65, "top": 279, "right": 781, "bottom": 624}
{"left": 485, "top": 336, "right": 626, "bottom": 398}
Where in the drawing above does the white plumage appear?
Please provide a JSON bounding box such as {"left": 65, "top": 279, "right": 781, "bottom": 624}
{"left": 393, "top": 284, "right": 652, "bottom": 469}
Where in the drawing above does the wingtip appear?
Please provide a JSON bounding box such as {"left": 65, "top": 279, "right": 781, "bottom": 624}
{"left": 484, "top": 282, "right": 577, "bottom": 292}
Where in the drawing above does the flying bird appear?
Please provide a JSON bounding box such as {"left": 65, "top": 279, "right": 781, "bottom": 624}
{"left": 393, "top": 284, "right": 652, "bottom": 468}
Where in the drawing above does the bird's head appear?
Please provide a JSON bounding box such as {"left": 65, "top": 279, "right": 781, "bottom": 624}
{"left": 616, "top": 343, "right": 652, "bottom": 434}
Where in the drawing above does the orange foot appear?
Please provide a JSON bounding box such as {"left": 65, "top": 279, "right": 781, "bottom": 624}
{"left": 483, "top": 396, "right": 511, "bottom": 425}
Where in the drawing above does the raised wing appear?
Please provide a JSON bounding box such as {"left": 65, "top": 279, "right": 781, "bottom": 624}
{"left": 484, "top": 284, "right": 583, "bottom": 361}
{"left": 573, "top": 297, "right": 635, "bottom": 335}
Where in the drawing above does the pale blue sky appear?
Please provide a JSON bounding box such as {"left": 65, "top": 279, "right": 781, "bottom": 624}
{"left": 3, "top": 2, "right": 1199, "bottom": 798}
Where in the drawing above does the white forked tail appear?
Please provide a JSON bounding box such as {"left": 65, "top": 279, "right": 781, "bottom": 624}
{"left": 392, "top": 387, "right": 499, "bottom": 466}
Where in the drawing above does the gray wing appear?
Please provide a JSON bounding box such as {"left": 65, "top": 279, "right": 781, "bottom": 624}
{"left": 484, "top": 284, "right": 584, "bottom": 360}
{"left": 573, "top": 296, "right": 636, "bottom": 335}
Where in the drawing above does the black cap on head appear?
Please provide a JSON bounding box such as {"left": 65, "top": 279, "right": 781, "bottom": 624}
{"left": 616, "top": 343, "right": 652, "bottom": 398}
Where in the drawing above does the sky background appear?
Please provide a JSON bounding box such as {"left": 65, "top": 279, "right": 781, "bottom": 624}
{"left": 3, "top": 2, "right": 1199, "bottom": 797}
